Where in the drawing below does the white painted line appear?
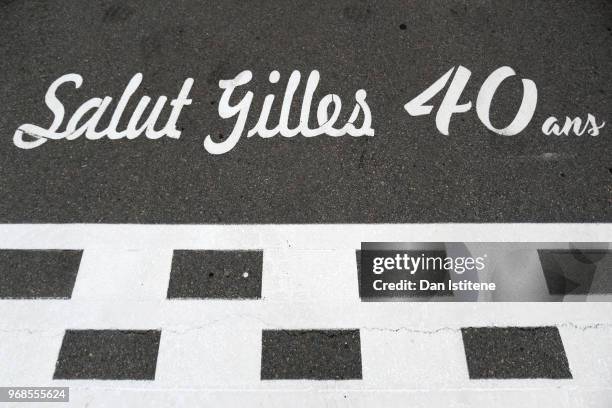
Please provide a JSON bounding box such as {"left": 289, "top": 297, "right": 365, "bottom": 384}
{"left": 0, "top": 224, "right": 610, "bottom": 250}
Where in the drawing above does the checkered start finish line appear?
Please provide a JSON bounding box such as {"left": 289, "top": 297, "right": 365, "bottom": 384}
{"left": 0, "top": 246, "right": 604, "bottom": 381}
{"left": 0, "top": 224, "right": 610, "bottom": 408}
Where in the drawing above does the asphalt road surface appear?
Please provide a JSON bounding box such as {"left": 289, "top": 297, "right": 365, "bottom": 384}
{"left": 0, "top": 0, "right": 610, "bottom": 223}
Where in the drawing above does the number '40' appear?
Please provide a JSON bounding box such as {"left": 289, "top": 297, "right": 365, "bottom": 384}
{"left": 404, "top": 66, "right": 538, "bottom": 136}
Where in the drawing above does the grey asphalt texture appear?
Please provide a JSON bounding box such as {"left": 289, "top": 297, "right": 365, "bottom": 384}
{"left": 461, "top": 326, "right": 572, "bottom": 379}
{"left": 0, "top": 0, "right": 610, "bottom": 223}
{"left": 53, "top": 330, "right": 161, "bottom": 380}
{"left": 0, "top": 249, "right": 82, "bottom": 298}
{"left": 261, "top": 329, "right": 363, "bottom": 380}
{"left": 167, "top": 250, "right": 263, "bottom": 298}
